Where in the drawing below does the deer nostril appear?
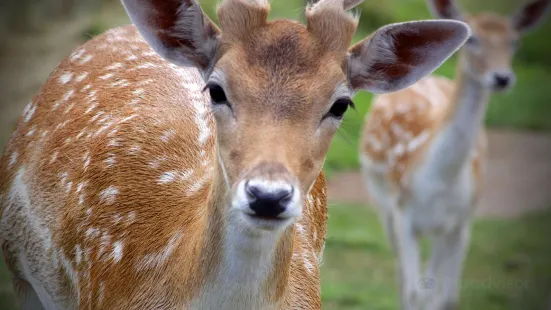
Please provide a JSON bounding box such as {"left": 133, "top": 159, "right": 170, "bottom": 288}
{"left": 494, "top": 74, "right": 511, "bottom": 88}
{"left": 245, "top": 181, "right": 294, "bottom": 218}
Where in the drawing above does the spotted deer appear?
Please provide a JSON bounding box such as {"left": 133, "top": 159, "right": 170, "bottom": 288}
{"left": 360, "top": 0, "right": 550, "bottom": 309}
{"left": 0, "top": 0, "right": 470, "bottom": 309}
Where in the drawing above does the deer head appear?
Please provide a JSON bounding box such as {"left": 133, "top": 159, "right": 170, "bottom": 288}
{"left": 122, "top": 0, "right": 469, "bottom": 231}
{"left": 428, "top": 0, "right": 550, "bottom": 91}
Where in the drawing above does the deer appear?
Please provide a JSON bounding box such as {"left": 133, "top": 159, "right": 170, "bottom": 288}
{"left": 359, "top": 0, "right": 550, "bottom": 309}
{"left": 0, "top": 0, "right": 470, "bottom": 309}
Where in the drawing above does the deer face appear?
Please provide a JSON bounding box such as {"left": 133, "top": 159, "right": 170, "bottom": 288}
{"left": 428, "top": 0, "right": 550, "bottom": 92}
{"left": 123, "top": 0, "right": 469, "bottom": 230}
{"left": 209, "top": 21, "right": 351, "bottom": 229}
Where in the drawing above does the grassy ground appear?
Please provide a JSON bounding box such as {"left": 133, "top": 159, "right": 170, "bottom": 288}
{"left": 321, "top": 204, "right": 551, "bottom": 310}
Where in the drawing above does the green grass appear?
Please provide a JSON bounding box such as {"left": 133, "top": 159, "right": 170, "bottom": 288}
{"left": 322, "top": 204, "right": 551, "bottom": 310}
{"left": 0, "top": 254, "right": 16, "bottom": 310}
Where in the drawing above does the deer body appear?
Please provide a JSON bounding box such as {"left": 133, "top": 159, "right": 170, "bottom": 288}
{"left": 0, "top": 0, "right": 470, "bottom": 309}
{"left": 360, "top": 1, "right": 549, "bottom": 309}
{"left": 0, "top": 25, "right": 327, "bottom": 309}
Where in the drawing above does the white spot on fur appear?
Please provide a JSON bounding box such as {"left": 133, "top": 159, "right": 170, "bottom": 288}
{"left": 8, "top": 152, "right": 18, "bottom": 169}
{"left": 60, "top": 72, "right": 73, "bottom": 84}
{"left": 85, "top": 228, "right": 100, "bottom": 239}
{"left": 77, "top": 181, "right": 87, "bottom": 193}
{"left": 407, "top": 131, "right": 430, "bottom": 152}
{"left": 160, "top": 129, "right": 177, "bottom": 142}
{"left": 65, "top": 181, "right": 73, "bottom": 193}
{"left": 99, "top": 186, "right": 119, "bottom": 205}
{"left": 75, "top": 245, "right": 82, "bottom": 264}
{"left": 136, "top": 63, "right": 157, "bottom": 69}
{"left": 394, "top": 143, "right": 406, "bottom": 157}
{"left": 83, "top": 152, "right": 91, "bottom": 170}
{"left": 85, "top": 102, "right": 98, "bottom": 114}
{"left": 158, "top": 170, "right": 192, "bottom": 184}
{"left": 136, "top": 79, "right": 154, "bottom": 86}
{"left": 90, "top": 111, "right": 103, "bottom": 122}
{"left": 106, "top": 62, "right": 123, "bottom": 71}
{"left": 70, "top": 49, "right": 85, "bottom": 62}
{"left": 60, "top": 172, "right": 69, "bottom": 187}
{"left": 137, "top": 233, "right": 182, "bottom": 270}
{"left": 148, "top": 156, "right": 167, "bottom": 169}
{"left": 132, "top": 89, "right": 144, "bottom": 97}
{"left": 128, "top": 145, "right": 141, "bottom": 155}
{"left": 76, "top": 72, "right": 89, "bottom": 82}
{"left": 120, "top": 115, "right": 137, "bottom": 123}
{"left": 79, "top": 55, "right": 93, "bottom": 65}
{"left": 23, "top": 102, "right": 36, "bottom": 122}
{"left": 127, "top": 211, "right": 137, "bottom": 224}
{"left": 187, "top": 174, "right": 208, "bottom": 194}
{"left": 25, "top": 126, "right": 36, "bottom": 137}
{"left": 303, "top": 251, "right": 315, "bottom": 274}
{"left": 113, "top": 214, "right": 122, "bottom": 224}
{"left": 112, "top": 241, "right": 124, "bottom": 263}
{"left": 104, "top": 154, "right": 116, "bottom": 167}
{"left": 99, "top": 73, "right": 114, "bottom": 80}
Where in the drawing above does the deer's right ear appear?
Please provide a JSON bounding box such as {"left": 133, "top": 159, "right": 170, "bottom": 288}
{"left": 122, "top": 0, "right": 220, "bottom": 76}
{"left": 427, "top": 0, "right": 464, "bottom": 20}
{"left": 347, "top": 20, "right": 470, "bottom": 94}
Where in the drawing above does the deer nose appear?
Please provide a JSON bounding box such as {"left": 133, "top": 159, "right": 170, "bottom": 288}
{"left": 492, "top": 71, "right": 515, "bottom": 90}
{"left": 245, "top": 180, "right": 294, "bottom": 218}
{"left": 494, "top": 74, "right": 511, "bottom": 88}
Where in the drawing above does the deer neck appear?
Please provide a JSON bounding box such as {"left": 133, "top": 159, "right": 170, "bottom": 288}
{"left": 426, "top": 51, "right": 490, "bottom": 180}
{"left": 194, "top": 148, "right": 293, "bottom": 308}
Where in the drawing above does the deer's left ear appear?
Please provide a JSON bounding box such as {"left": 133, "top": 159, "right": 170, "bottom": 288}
{"left": 122, "top": 0, "right": 220, "bottom": 76}
{"left": 347, "top": 20, "right": 470, "bottom": 94}
{"left": 512, "top": 0, "right": 551, "bottom": 33}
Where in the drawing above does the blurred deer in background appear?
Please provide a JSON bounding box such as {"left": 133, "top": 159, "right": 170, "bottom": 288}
{"left": 0, "top": 0, "right": 470, "bottom": 308}
{"left": 360, "top": 0, "right": 550, "bottom": 309}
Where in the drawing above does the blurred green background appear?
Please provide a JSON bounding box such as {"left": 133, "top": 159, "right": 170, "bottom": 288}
{"left": 0, "top": 0, "right": 550, "bottom": 309}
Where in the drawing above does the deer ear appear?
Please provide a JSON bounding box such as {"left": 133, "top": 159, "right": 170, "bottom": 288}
{"left": 427, "top": 0, "right": 464, "bottom": 20}
{"left": 347, "top": 20, "right": 470, "bottom": 94}
{"left": 512, "top": 0, "right": 551, "bottom": 33}
{"left": 122, "top": 0, "right": 220, "bottom": 76}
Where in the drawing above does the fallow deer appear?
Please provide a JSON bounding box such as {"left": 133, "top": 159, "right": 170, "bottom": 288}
{"left": 0, "top": 0, "right": 470, "bottom": 309}
{"left": 360, "top": 0, "right": 549, "bottom": 309}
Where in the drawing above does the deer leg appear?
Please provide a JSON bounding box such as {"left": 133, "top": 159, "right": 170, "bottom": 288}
{"left": 387, "top": 209, "right": 422, "bottom": 310}
{"left": 426, "top": 222, "right": 471, "bottom": 310}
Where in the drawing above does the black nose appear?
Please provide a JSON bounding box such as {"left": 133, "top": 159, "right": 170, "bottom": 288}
{"left": 246, "top": 182, "right": 293, "bottom": 218}
{"left": 495, "top": 74, "right": 511, "bottom": 88}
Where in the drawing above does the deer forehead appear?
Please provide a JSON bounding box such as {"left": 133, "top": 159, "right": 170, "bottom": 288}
{"left": 215, "top": 23, "right": 347, "bottom": 116}
{"left": 218, "top": 21, "right": 346, "bottom": 82}
{"left": 467, "top": 13, "right": 517, "bottom": 40}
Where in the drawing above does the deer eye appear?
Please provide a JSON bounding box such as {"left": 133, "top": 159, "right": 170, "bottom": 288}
{"left": 325, "top": 98, "right": 354, "bottom": 120}
{"left": 466, "top": 35, "right": 480, "bottom": 46}
{"left": 206, "top": 83, "right": 228, "bottom": 105}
